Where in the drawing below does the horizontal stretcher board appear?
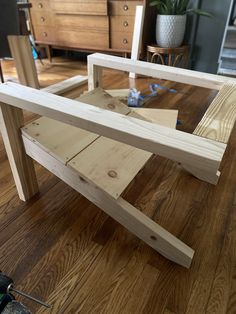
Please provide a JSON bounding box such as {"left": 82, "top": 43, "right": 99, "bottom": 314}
{"left": 22, "top": 89, "right": 178, "bottom": 199}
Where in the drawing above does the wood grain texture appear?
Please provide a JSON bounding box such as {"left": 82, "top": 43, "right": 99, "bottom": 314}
{"left": 194, "top": 82, "right": 236, "bottom": 143}
{"left": 1, "top": 57, "right": 236, "bottom": 314}
{"left": 7, "top": 36, "right": 40, "bottom": 89}
{"left": 77, "top": 87, "right": 130, "bottom": 114}
{"left": 22, "top": 91, "right": 178, "bottom": 198}
{"left": 22, "top": 117, "right": 98, "bottom": 164}
{"left": 0, "top": 103, "right": 38, "bottom": 201}
{"left": 131, "top": 108, "right": 178, "bottom": 129}
{"left": 68, "top": 136, "right": 152, "bottom": 198}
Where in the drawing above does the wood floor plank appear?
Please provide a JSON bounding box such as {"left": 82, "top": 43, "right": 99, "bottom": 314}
{"left": 56, "top": 228, "right": 140, "bottom": 314}
{"left": 103, "top": 244, "right": 160, "bottom": 314}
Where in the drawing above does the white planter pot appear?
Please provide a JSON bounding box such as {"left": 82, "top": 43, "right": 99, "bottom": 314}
{"left": 156, "top": 14, "right": 187, "bottom": 48}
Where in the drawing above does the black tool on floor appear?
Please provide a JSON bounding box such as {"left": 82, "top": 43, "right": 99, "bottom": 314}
{"left": 0, "top": 272, "right": 50, "bottom": 313}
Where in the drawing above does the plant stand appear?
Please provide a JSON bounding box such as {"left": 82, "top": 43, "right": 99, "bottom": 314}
{"left": 147, "top": 44, "right": 189, "bottom": 67}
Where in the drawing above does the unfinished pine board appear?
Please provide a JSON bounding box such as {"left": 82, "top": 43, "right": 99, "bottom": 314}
{"left": 194, "top": 82, "right": 236, "bottom": 143}
{"left": 67, "top": 103, "right": 178, "bottom": 198}
{"left": 8, "top": 36, "right": 40, "bottom": 89}
{"left": 0, "top": 103, "right": 38, "bottom": 201}
{"left": 22, "top": 135, "right": 194, "bottom": 268}
{"left": 88, "top": 53, "right": 236, "bottom": 90}
{"left": 105, "top": 89, "right": 130, "bottom": 98}
{"left": 88, "top": 62, "right": 103, "bottom": 91}
{"left": 22, "top": 117, "right": 98, "bottom": 164}
{"left": 77, "top": 88, "right": 130, "bottom": 115}
{"left": 22, "top": 91, "right": 178, "bottom": 198}
{"left": 81, "top": 88, "right": 129, "bottom": 104}
{"left": 68, "top": 137, "right": 152, "bottom": 198}
{"left": 0, "top": 82, "right": 226, "bottom": 184}
{"left": 131, "top": 108, "right": 178, "bottom": 129}
{"left": 42, "top": 75, "right": 88, "bottom": 96}
{"left": 129, "top": 6, "right": 145, "bottom": 79}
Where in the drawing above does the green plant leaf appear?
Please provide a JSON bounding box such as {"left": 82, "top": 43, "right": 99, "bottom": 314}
{"left": 149, "top": 0, "right": 212, "bottom": 16}
{"left": 187, "top": 8, "right": 213, "bottom": 17}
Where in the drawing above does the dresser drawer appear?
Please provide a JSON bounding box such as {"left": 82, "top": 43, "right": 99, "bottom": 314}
{"left": 30, "top": 10, "right": 53, "bottom": 26}
{"left": 33, "top": 25, "right": 56, "bottom": 42}
{"left": 110, "top": 31, "right": 132, "bottom": 50}
{"left": 110, "top": 16, "right": 134, "bottom": 33}
{"left": 29, "top": 0, "right": 51, "bottom": 11}
{"left": 54, "top": 15, "right": 108, "bottom": 31}
{"left": 109, "top": 1, "right": 142, "bottom": 16}
{"left": 51, "top": 0, "right": 108, "bottom": 16}
{"left": 56, "top": 29, "right": 109, "bottom": 49}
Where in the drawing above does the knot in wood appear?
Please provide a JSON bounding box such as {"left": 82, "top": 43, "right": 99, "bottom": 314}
{"left": 108, "top": 170, "right": 118, "bottom": 178}
{"left": 107, "top": 103, "right": 115, "bottom": 110}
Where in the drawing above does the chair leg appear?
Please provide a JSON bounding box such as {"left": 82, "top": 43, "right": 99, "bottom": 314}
{"left": 0, "top": 103, "right": 39, "bottom": 201}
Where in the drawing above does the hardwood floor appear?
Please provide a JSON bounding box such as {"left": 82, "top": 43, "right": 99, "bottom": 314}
{"left": 1, "top": 57, "right": 236, "bottom": 314}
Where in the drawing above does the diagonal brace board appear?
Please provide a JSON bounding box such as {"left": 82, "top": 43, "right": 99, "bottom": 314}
{"left": 0, "top": 82, "right": 226, "bottom": 184}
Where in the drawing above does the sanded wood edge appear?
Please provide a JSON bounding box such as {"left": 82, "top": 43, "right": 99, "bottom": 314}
{"left": 88, "top": 53, "right": 236, "bottom": 90}
{"left": 0, "top": 103, "right": 38, "bottom": 201}
{"left": 42, "top": 75, "right": 88, "bottom": 95}
{"left": 23, "top": 135, "right": 194, "bottom": 268}
{"left": 193, "top": 82, "right": 236, "bottom": 144}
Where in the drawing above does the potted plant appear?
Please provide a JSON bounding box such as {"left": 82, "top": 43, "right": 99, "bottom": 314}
{"left": 150, "top": 0, "right": 212, "bottom": 48}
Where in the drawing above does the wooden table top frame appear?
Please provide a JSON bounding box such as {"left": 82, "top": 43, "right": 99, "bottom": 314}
{"left": 0, "top": 53, "right": 236, "bottom": 269}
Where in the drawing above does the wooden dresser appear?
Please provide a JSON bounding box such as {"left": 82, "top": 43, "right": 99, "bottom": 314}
{"left": 28, "top": 0, "right": 154, "bottom": 55}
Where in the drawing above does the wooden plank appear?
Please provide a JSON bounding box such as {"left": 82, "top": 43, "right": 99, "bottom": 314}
{"left": 0, "top": 103, "right": 38, "bottom": 201}
{"left": 194, "top": 83, "right": 236, "bottom": 144}
{"left": 23, "top": 106, "right": 177, "bottom": 198}
{"left": 88, "top": 53, "right": 236, "bottom": 90}
{"left": 88, "top": 62, "right": 102, "bottom": 91}
{"left": 68, "top": 137, "right": 152, "bottom": 198}
{"left": 131, "top": 108, "right": 178, "bottom": 129}
{"left": 129, "top": 6, "right": 145, "bottom": 79}
{"left": 22, "top": 117, "right": 98, "bottom": 164}
{"left": 77, "top": 88, "right": 130, "bottom": 114}
{"left": 106, "top": 89, "right": 129, "bottom": 98}
{"left": 22, "top": 87, "right": 129, "bottom": 167}
{"left": 0, "top": 82, "right": 226, "bottom": 184}
{"left": 81, "top": 88, "right": 129, "bottom": 103}
{"left": 7, "top": 36, "right": 40, "bottom": 89}
{"left": 42, "top": 75, "right": 88, "bottom": 96}
{"left": 22, "top": 135, "right": 194, "bottom": 268}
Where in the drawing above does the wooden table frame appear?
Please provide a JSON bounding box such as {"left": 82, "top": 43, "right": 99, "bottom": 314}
{"left": 0, "top": 53, "right": 236, "bottom": 269}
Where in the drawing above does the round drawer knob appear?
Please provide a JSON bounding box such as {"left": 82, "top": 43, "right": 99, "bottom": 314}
{"left": 38, "top": 3, "right": 43, "bottom": 8}
{"left": 43, "top": 32, "right": 47, "bottom": 37}
{"left": 123, "top": 21, "right": 128, "bottom": 27}
{"left": 123, "top": 39, "right": 128, "bottom": 44}
{"left": 123, "top": 4, "right": 128, "bottom": 11}
{"left": 40, "top": 17, "right": 45, "bottom": 22}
